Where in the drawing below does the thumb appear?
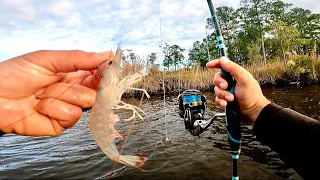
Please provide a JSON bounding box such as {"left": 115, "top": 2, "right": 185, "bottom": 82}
{"left": 219, "top": 57, "right": 253, "bottom": 84}
{"left": 23, "top": 50, "right": 114, "bottom": 73}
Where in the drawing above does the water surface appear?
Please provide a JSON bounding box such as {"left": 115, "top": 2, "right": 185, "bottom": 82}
{"left": 1, "top": 85, "right": 319, "bottom": 179}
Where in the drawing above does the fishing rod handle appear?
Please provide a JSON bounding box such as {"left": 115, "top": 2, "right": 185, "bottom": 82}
{"left": 206, "top": 0, "right": 242, "bottom": 152}
{"left": 224, "top": 81, "right": 241, "bottom": 152}
{"left": 220, "top": 63, "right": 241, "bottom": 152}
{"left": 220, "top": 44, "right": 241, "bottom": 152}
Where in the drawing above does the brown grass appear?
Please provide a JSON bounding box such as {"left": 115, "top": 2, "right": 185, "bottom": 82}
{"left": 246, "top": 61, "right": 286, "bottom": 85}
{"left": 142, "top": 67, "right": 219, "bottom": 94}
{"left": 123, "top": 55, "right": 320, "bottom": 96}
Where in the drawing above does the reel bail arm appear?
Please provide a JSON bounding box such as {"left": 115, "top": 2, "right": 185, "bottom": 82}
{"left": 190, "top": 113, "right": 225, "bottom": 136}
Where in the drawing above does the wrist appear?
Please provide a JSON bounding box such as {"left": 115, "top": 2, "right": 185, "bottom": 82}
{"left": 246, "top": 97, "right": 271, "bottom": 125}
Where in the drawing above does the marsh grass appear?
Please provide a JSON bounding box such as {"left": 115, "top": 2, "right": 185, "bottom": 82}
{"left": 246, "top": 60, "right": 286, "bottom": 86}
{"left": 142, "top": 66, "right": 219, "bottom": 94}
{"left": 122, "top": 55, "right": 320, "bottom": 96}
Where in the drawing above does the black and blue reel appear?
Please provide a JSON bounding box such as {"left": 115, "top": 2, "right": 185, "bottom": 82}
{"left": 178, "top": 89, "right": 225, "bottom": 136}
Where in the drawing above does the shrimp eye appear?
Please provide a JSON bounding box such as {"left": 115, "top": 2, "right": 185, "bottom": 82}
{"left": 109, "top": 60, "right": 113, "bottom": 65}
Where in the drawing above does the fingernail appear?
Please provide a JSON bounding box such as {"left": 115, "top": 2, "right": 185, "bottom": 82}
{"left": 206, "top": 61, "right": 212, "bottom": 67}
{"left": 219, "top": 82, "right": 226, "bottom": 89}
{"left": 221, "top": 56, "right": 230, "bottom": 63}
{"left": 220, "top": 101, "right": 227, "bottom": 107}
{"left": 35, "top": 88, "right": 45, "bottom": 97}
{"left": 225, "top": 94, "right": 234, "bottom": 101}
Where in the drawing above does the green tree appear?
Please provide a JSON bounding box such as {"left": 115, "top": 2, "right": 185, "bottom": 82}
{"left": 162, "top": 43, "right": 185, "bottom": 71}
{"left": 147, "top": 53, "right": 157, "bottom": 66}
{"left": 269, "top": 20, "right": 301, "bottom": 62}
{"left": 162, "top": 43, "right": 172, "bottom": 70}
{"left": 190, "top": 0, "right": 319, "bottom": 66}
{"left": 188, "top": 32, "right": 219, "bottom": 68}
{"left": 188, "top": 40, "right": 207, "bottom": 67}
{"left": 267, "top": 0, "right": 292, "bottom": 22}
{"left": 214, "top": 6, "right": 239, "bottom": 60}
{"left": 286, "top": 8, "right": 320, "bottom": 54}
{"left": 240, "top": 0, "right": 270, "bottom": 65}
{"left": 171, "top": 45, "right": 185, "bottom": 71}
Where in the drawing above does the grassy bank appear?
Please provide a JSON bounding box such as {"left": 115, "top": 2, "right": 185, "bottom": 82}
{"left": 135, "top": 55, "right": 320, "bottom": 95}
{"left": 248, "top": 54, "right": 320, "bottom": 86}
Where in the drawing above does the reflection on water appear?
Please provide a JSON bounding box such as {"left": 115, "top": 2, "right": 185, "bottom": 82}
{"left": 1, "top": 85, "right": 319, "bottom": 179}
{"left": 262, "top": 85, "right": 320, "bottom": 121}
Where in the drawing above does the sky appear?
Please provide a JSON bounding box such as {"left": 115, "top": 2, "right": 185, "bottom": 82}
{"left": 0, "top": 0, "right": 319, "bottom": 63}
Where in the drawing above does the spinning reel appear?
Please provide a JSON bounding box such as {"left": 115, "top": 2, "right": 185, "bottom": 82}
{"left": 178, "top": 89, "right": 225, "bottom": 136}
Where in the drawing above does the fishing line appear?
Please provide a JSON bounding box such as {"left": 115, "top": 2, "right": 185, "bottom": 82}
{"left": 178, "top": 63, "right": 181, "bottom": 95}
{"left": 205, "top": 25, "right": 211, "bottom": 61}
{"left": 109, "top": 115, "right": 137, "bottom": 179}
{"left": 176, "top": 24, "right": 181, "bottom": 95}
{"left": 109, "top": 48, "right": 150, "bottom": 177}
{"left": 2, "top": 73, "right": 80, "bottom": 130}
{"left": 158, "top": 0, "right": 169, "bottom": 144}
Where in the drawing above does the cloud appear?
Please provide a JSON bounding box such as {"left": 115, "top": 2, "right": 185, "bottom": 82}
{"left": 0, "top": 0, "right": 39, "bottom": 28}
{"left": 0, "top": 0, "right": 319, "bottom": 62}
{"left": 282, "top": 0, "right": 320, "bottom": 13}
{"left": 45, "top": 0, "right": 81, "bottom": 26}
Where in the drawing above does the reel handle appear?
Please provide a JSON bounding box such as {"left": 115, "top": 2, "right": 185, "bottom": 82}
{"left": 190, "top": 113, "right": 225, "bottom": 136}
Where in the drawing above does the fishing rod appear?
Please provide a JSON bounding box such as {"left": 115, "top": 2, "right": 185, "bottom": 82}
{"left": 206, "top": 1, "right": 242, "bottom": 180}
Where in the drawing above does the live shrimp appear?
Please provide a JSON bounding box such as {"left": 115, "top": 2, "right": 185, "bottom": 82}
{"left": 89, "top": 46, "right": 150, "bottom": 171}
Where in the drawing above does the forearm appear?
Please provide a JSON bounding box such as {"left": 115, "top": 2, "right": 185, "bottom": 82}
{"left": 253, "top": 103, "right": 320, "bottom": 179}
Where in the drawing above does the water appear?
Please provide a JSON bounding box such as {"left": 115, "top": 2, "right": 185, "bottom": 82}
{"left": 1, "top": 85, "right": 319, "bottom": 179}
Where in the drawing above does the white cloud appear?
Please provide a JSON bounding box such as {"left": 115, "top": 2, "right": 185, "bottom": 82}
{"left": 0, "top": 0, "right": 39, "bottom": 28}
{"left": 46, "top": 0, "right": 81, "bottom": 26}
{"left": 48, "top": 0, "right": 73, "bottom": 17}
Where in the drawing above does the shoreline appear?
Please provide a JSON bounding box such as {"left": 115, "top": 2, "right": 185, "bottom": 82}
{"left": 121, "top": 56, "right": 320, "bottom": 97}
{"left": 123, "top": 80, "right": 320, "bottom": 98}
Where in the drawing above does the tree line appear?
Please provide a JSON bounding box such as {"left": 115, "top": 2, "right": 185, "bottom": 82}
{"left": 125, "top": 0, "right": 320, "bottom": 71}
{"left": 190, "top": 0, "right": 320, "bottom": 68}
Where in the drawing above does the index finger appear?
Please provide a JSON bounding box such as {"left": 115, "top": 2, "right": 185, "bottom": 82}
{"left": 206, "top": 59, "right": 221, "bottom": 69}
{"left": 21, "top": 50, "right": 115, "bottom": 73}
{"left": 207, "top": 57, "right": 254, "bottom": 86}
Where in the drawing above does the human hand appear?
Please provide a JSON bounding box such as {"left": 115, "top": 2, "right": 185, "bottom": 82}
{"left": 206, "top": 57, "right": 271, "bottom": 125}
{"left": 0, "top": 50, "right": 114, "bottom": 136}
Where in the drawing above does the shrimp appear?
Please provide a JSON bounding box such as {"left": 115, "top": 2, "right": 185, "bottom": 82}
{"left": 89, "top": 46, "right": 150, "bottom": 171}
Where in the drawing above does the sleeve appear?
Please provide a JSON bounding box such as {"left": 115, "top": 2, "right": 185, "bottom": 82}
{"left": 253, "top": 103, "right": 320, "bottom": 180}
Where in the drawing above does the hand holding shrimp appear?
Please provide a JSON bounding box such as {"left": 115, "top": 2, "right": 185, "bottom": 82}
{"left": 0, "top": 50, "right": 114, "bottom": 136}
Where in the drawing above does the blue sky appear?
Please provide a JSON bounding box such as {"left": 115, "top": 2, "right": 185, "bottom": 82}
{"left": 0, "top": 0, "right": 319, "bottom": 63}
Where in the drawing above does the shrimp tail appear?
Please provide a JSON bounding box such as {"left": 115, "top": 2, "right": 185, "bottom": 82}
{"left": 118, "top": 155, "right": 148, "bottom": 171}
{"left": 93, "top": 133, "right": 147, "bottom": 170}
